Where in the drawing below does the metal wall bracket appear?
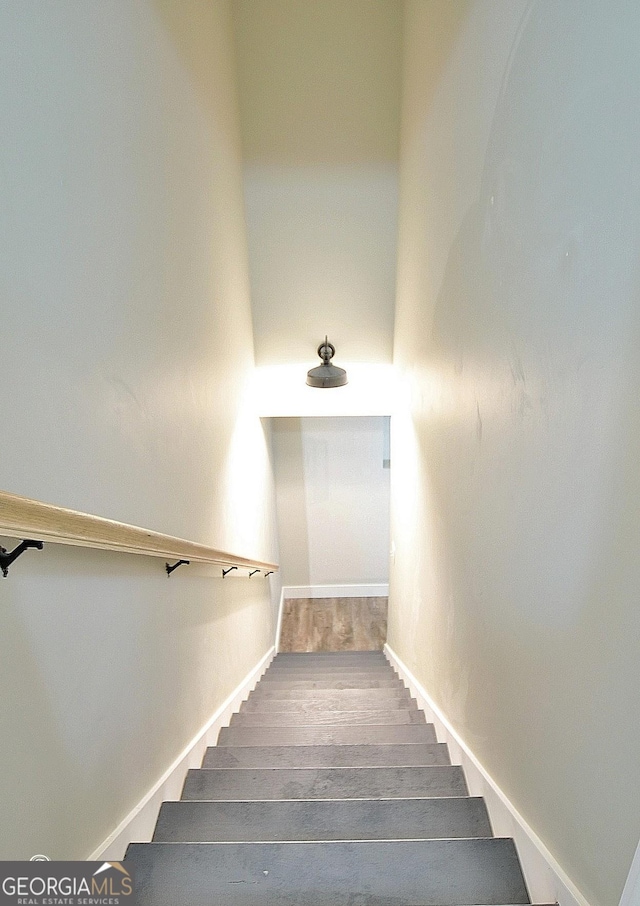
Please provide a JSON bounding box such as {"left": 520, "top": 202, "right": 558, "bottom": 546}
{"left": 264, "top": 571, "right": 274, "bottom": 577}
{"left": 249, "top": 569, "right": 260, "bottom": 577}
{"left": 0, "top": 539, "right": 44, "bottom": 577}
{"left": 222, "top": 566, "right": 238, "bottom": 578}
{"left": 166, "top": 559, "right": 190, "bottom": 577}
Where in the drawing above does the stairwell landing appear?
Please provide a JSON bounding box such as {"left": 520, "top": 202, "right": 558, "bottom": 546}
{"left": 123, "top": 650, "right": 549, "bottom": 905}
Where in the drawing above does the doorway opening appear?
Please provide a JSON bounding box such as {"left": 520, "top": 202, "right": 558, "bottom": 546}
{"left": 269, "top": 415, "right": 390, "bottom": 651}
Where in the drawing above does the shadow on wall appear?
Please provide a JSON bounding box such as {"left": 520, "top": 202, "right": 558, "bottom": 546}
{"left": 151, "top": 0, "right": 231, "bottom": 119}
{"left": 402, "top": 0, "right": 475, "bottom": 127}
{"left": 231, "top": 0, "right": 402, "bottom": 168}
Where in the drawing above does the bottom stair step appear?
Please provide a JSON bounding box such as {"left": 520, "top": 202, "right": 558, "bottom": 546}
{"left": 153, "top": 796, "right": 492, "bottom": 842}
{"left": 124, "top": 839, "right": 531, "bottom": 906}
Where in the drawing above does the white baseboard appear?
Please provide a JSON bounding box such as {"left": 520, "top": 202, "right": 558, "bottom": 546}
{"left": 620, "top": 839, "right": 640, "bottom": 906}
{"left": 275, "top": 584, "right": 389, "bottom": 652}
{"left": 89, "top": 646, "right": 275, "bottom": 861}
{"left": 384, "top": 644, "right": 590, "bottom": 906}
{"left": 275, "top": 585, "right": 286, "bottom": 654}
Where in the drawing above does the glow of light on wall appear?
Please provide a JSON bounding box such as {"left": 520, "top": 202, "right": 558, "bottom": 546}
{"left": 251, "top": 363, "right": 399, "bottom": 418}
{"left": 219, "top": 375, "right": 275, "bottom": 558}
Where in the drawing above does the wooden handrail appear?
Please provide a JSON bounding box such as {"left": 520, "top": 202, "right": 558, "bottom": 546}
{"left": 0, "top": 490, "right": 278, "bottom": 572}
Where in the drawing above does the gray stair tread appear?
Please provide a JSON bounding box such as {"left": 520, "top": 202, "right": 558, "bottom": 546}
{"left": 203, "top": 743, "right": 451, "bottom": 769}
{"left": 218, "top": 724, "right": 437, "bottom": 747}
{"left": 230, "top": 709, "right": 426, "bottom": 727}
{"left": 271, "top": 659, "right": 387, "bottom": 668}
{"left": 124, "top": 839, "right": 530, "bottom": 905}
{"left": 182, "top": 765, "right": 468, "bottom": 800}
{"left": 271, "top": 648, "right": 388, "bottom": 664}
{"left": 267, "top": 664, "right": 394, "bottom": 674}
{"left": 247, "top": 687, "right": 412, "bottom": 702}
{"left": 153, "top": 797, "right": 491, "bottom": 842}
{"left": 262, "top": 671, "right": 397, "bottom": 682}
{"left": 257, "top": 678, "right": 405, "bottom": 689}
{"left": 262, "top": 662, "right": 398, "bottom": 679}
{"left": 272, "top": 650, "right": 388, "bottom": 656}
{"left": 242, "top": 695, "right": 417, "bottom": 712}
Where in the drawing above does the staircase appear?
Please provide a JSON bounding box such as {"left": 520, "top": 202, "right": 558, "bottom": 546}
{"left": 124, "top": 650, "right": 541, "bottom": 905}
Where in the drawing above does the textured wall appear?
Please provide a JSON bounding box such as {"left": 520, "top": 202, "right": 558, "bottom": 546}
{"left": 388, "top": 3, "right": 640, "bottom": 905}
{"left": 0, "top": 0, "right": 279, "bottom": 859}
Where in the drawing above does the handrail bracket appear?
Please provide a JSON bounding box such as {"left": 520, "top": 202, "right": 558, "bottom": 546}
{"left": 0, "top": 539, "right": 44, "bottom": 577}
{"left": 166, "top": 559, "right": 190, "bottom": 577}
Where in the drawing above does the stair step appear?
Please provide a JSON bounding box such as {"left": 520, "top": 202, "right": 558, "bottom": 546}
{"left": 272, "top": 649, "right": 388, "bottom": 658}
{"left": 263, "top": 663, "right": 395, "bottom": 677}
{"left": 203, "top": 743, "right": 451, "bottom": 769}
{"left": 257, "top": 677, "right": 404, "bottom": 689}
{"left": 263, "top": 675, "right": 400, "bottom": 686}
{"left": 241, "top": 694, "right": 417, "bottom": 712}
{"left": 230, "top": 709, "right": 425, "bottom": 727}
{"left": 181, "top": 765, "right": 467, "bottom": 800}
{"left": 123, "top": 839, "right": 531, "bottom": 905}
{"left": 247, "top": 686, "right": 413, "bottom": 702}
{"left": 218, "top": 723, "right": 437, "bottom": 747}
{"left": 272, "top": 652, "right": 388, "bottom": 664}
{"left": 262, "top": 664, "right": 396, "bottom": 679}
{"left": 153, "top": 796, "right": 492, "bottom": 842}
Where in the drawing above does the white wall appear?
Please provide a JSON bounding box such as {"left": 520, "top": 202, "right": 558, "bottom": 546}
{"left": 272, "top": 418, "right": 390, "bottom": 587}
{"left": 0, "top": 0, "right": 279, "bottom": 859}
{"left": 389, "top": 3, "right": 640, "bottom": 906}
{"left": 232, "top": 0, "right": 402, "bottom": 366}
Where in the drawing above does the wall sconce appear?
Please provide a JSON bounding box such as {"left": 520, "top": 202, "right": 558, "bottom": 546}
{"left": 306, "top": 337, "right": 348, "bottom": 388}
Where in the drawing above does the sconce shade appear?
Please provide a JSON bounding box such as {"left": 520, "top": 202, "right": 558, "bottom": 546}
{"left": 306, "top": 337, "right": 348, "bottom": 388}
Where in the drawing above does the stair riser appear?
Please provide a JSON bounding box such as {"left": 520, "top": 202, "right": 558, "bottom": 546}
{"left": 181, "top": 766, "right": 467, "bottom": 800}
{"left": 153, "top": 797, "right": 492, "bottom": 842}
{"left": 230, "top": 710, "right": 425, "bottom": 727}
{"left": 124, "top": 839, "right": 530, "bottom": 906}
{"left": 202, "top": 743, "right": 451, "bottom": 769}
{"left": 218, "top": 724, "right": 437, "bottom": 747}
